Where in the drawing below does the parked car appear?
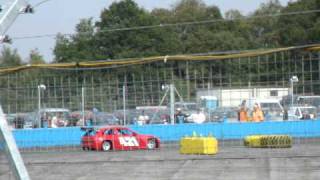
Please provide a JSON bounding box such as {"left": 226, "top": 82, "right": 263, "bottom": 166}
{"left": 208, "top": 107, "right": 238, "bottom": 122}
{"left": 81, "top": 126, "right": 160, "bottom": 151}
{"left": 94, "top": 112, "right": 120, "bottom": 126}
{"left": 281, "top": 95, "right": 320, "bottom": 108}
{"left": 175, "top": 101, "right": 198, "bottom": 115}
{"left": 288, "top": 106, "right": 317, "bottom": 120}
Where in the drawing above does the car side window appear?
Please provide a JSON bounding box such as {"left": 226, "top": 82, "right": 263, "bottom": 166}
{"left": 104, "top": 129, "right": 114, "bottom": 135}
{"left": 85, "top": 130, "right": 96, "bottom": 136}
{"left": 117, "top": 129, "right": 133, "bottom": 135}
{"left": 295, "top": 109, "right": 300, "bottom": 116}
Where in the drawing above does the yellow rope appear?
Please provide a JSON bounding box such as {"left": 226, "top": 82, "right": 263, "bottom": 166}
{"left": 0, "top": 44, "right": 318, "bottom": 74}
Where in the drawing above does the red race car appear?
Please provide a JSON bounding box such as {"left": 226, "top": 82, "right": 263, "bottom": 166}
{"left": 81, "top": 126, "right": 160, "bottom": 151}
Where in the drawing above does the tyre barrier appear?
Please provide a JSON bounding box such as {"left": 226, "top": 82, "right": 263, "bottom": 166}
{"left": 180, "top": 133, "right": 218, "bottom": 155}
{"left": 244, "top": 135, "right": 292, "bottom": 148}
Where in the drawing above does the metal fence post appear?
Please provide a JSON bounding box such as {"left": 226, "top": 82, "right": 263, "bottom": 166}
{"left": 170, "top": 84, "right": 175, "bottom": 124}
{"left": 123, "top": 85, "right": 126, "bottom": 126}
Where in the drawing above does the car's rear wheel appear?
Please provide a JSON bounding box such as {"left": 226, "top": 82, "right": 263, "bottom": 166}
{"left": 102, "top": 141, "right": 112, "bottom": 151}
{"left": 147, "top": 139, "right": 156, "bottom": 150}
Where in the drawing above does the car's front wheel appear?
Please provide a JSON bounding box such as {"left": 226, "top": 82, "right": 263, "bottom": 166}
{"left": 147, "top": 138, "right": 156, "bottom": 150}
{"left": 102, "top": 141, "right": 112, "bottom": 151}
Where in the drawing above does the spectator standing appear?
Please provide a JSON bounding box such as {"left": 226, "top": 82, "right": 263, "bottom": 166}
{"left": 191, "top": 109, "right": 206, "bottom": 124}
{"left": 238, "top": 100, "right": 248, "bottom": 122}
{"left": 252, "top": 103, "right": 264, "bottom": 122}
{"left": 14, "top": 114, "right": 24, "bottom": 129}
{"left": 138, "top": 110, "right": 149, "bottom": 125}
{"left": 175, "top": 108, "right": 188, "bottom": 124}
{"left": 51, "top": 115, "right": 58, "bottom": 128}
{"left": 283, "top": 107, "right": 288, "bottom": 120}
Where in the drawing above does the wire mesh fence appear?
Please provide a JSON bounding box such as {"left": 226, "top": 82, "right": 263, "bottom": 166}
{"left": 1, "top": 49, "right": 320, "bottom": 153}
{"left": 1, "top": 48, "right": 320, "bottom": 179}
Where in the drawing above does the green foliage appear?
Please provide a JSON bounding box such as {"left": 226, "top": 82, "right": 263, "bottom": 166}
{"left": 0, "top": 46, "right": 22, "bottom": 67}
{"left": 94, "top": 0, "right": 161, "bottom": 59}
{"left": 29, "top": 49, "right": 45, "bottom": 64}
{"left": 52, "top": 0, "right": 320, "bottom": 62}
{"left": 278, "top": 0, "right": 320, "bottom": 45}
{"left": 54, "top": 18, "right": 97, "bottom": 62}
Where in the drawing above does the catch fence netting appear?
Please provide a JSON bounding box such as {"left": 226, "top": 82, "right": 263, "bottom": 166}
{"left": 0, "top": 48, "right": 320, "bottom": 154}
{"left": 1, "top": 48, "right": 320, "bottom": 179}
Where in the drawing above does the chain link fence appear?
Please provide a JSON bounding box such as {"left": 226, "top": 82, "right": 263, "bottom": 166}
{"left": 0, "top": 49, "right": 320, "bottom": 152}
{"left": 1, "top": 49, "right": 320, "bottom": 179}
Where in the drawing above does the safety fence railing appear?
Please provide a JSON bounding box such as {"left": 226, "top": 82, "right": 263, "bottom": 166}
{"left": 11, "top": 120, "right": 320, "bottom": 152}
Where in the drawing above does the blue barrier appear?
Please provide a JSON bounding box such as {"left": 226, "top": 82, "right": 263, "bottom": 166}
{"left": 14, "top": 127, "right": 83, "bottom": 148}
{"left": 12, "top": 120, "right": 320, "bottom": 148}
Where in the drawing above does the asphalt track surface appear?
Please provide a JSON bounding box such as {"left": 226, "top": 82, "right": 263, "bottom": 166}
{"left": 1, "top": 139, "right": 320, "bottom": 180}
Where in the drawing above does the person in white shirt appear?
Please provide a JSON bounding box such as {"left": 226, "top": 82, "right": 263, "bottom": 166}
{"left": 51, "top": 116, "right": 58, "bottom": 128}
{"left": 138, "top": 110, "right": 149, "bottom": 125}
{"left": 191, "top": 109, "right": 206, "bottom": 124}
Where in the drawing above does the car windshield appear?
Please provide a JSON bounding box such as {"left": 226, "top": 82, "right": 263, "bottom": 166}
{"left": 175, "top": 103, "right": 198, "bottom": 111}
{"left": 260, "top": 103, "right": 282, "bottom": 113}
{"left": 42, "top": 111, "right": 70, "bottom": 120}
{"left": 96, "top": 114, "right": 117, "bottom": 124}
{"left": 211, "top": 108, "right": 237, "bottom": 118}
{"left": 298, "top": 97, "right": 320, "bottom": 107}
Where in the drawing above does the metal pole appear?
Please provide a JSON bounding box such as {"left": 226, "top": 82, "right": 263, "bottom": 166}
{"left": 82, "top": 86, "right": 85, "bottom": 126}
{"left": 170, "top": 84, "right": 175, "bottom": 124}
{"left": 291, "top": 80, "right": 293, "bottom": 107}
{"left": 123, "top": 85, "right": 126, "bottom": 126}
{"left": 38, "top": 85, "right": 41, "bottom": 128}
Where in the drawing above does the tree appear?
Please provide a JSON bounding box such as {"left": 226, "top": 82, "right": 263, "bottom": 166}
{"left": 250, "top": 0, "right": 283, "bottom": 48}
{"left": 0, "top": 46, "right": 22, "bottom": 67}
{"left": 95, "top": 0, "right": 161, "bottom": 59}
{"left": 28, "top": 49, "right": 45, "bottom": 64}
{"left": 52, "top": 0, "right": 320, "bottom": 63}
{"left": 54, "top": 18, "right": 97, "bottom": 63}
{"left": 278, "top": 0, "right": 320, "bottom": 45}
{"left": 167, "top": 0, "right": 224, "bottom": 53}
{"left": 54, "top": 33, "right": 77, "bottom": 63}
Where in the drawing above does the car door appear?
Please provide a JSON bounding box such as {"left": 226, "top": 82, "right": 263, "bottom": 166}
{"left": 82, "top": 129, "right": 96, "bottom": 148}
{"left": 102, "top": 128, "right": 116, "bottom": 149}
{"left": 116, "top": 128, "right": 140, "bottom": 150}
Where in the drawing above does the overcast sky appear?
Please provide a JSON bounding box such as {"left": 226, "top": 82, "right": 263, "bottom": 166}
{"left": 4, "top": 0, "right": 292, "bottom": 62}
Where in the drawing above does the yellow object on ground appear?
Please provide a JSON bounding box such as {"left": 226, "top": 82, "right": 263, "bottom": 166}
{"left": 180, "top": 136, "right": 218, "bottom": 155}
{"left": 244, "top": 135, "right": 292, "bottom": 148}
{"left": 244, "top": 135, "right": 263, "bottom": 147}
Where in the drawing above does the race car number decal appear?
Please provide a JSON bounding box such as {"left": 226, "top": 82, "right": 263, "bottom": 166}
{"left": 119, "top": 137, "right": 139, "bottom": 147}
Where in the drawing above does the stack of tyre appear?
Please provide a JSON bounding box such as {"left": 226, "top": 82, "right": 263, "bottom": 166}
{"left": 244, "top": 135, "right": 292, "bottom": 148}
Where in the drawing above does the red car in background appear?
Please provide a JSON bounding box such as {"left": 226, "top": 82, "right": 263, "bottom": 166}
{"left": 81, "top": 126, "right": 160, "bottom": 151}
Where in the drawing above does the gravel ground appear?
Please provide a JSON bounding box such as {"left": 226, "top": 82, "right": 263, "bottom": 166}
{"left": 1, "top": 139, "right": 320, "bottom": 180}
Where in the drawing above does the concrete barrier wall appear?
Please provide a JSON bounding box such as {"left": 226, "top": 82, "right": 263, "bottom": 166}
{"left": 13, "top": 120, "right": 320, "bottom": 148}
